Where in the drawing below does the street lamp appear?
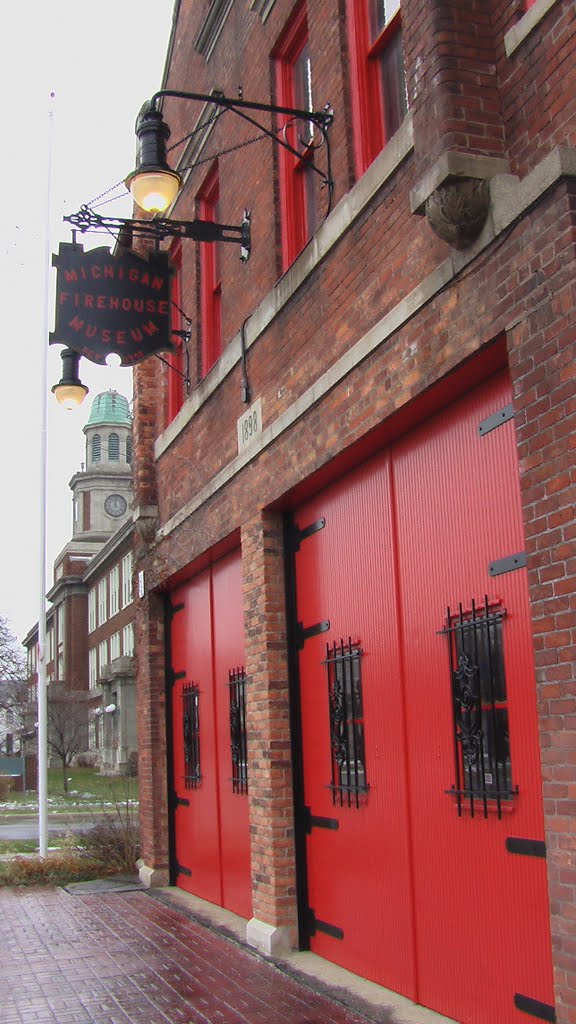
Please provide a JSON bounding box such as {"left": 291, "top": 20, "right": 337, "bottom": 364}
{"left": 51, "top": 348, "right": 89, "bottom": 410}
{"left": 124, "top": 91, "right": 333, "bottom": 217}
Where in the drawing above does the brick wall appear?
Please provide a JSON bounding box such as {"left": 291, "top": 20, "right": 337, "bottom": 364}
{"left": 132, "top": 0, "right": 576, "bottom": 1017}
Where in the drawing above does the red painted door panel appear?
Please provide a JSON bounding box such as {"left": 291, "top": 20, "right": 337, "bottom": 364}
{"left": 212, "top": 551, "right": 252, "bottom": 919}
{"left": 293, "top": 371, "right": 554, "bottom": 1024}
{"left": 171, "top": 570, "right": 221, "bottom": 903}
{"left": 293, "top": 454, "right": 416, "bottom": 998}
{"left": 170, "top": 551, "right": 252, "bottom": 917}
{"left": 393, "top": 372, "right": 554, "bottom": 1024}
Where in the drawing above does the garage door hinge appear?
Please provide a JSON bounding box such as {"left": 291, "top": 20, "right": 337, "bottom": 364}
{"left": 169, "top": 601, "right": 185, "bottom": 617}
{"left": 303, "top": 806, "right": 339, "bottom": 833}
{"left": 289, "top": 517, "right": 326, "bottom": 552}
{"left": 506, "top": 837, "right": 546, "bottom": 858}
{"left": 169, "top": 669, "right": 186, "bottom": 687}
{"left": 488, "top": 551, "right": 527, "bottom": 576}
{"left": 514, "top": 994, "right": 556, "bottom": 1021}
{"left": 306, "top": 908, "right": 344, "bottom": 941}
{"left": 169, "top": 790, "right": 190, "bottom": 810}
{"left": 296, "top": 620, "right": 330, "bottom": 649}
{"left": 175, "top": 862, "right": 192, "bottom": 878}
{"left": 478, "top": 403, "right": 514, "bottom": 435}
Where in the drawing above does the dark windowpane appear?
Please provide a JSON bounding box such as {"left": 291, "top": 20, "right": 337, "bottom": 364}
{"left": 182, "top": 684, "right": 201, "bottom": 789}
{"left": 325, "top": 638, "right": 368, "bottom": 807}
{"left": 443, "top": 597, "right": 517, "bottom": 818}
{"left": 377, "top": 28, "right": 407, "bottom": 139}
{"left": 228, "top": 667, "right": 248, "bottom": 795}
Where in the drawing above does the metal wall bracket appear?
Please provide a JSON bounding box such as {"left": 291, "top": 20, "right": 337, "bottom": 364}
{"left": 489, "top": 552, "right": 527, "bottom": 576}
{"left": 478, "top": 403, "right": 514, "bottom": 435}
{"left": 506, "top": 837, "right": 546, "bottom": 858}
{"left": 514, "top": 994, "right": 556, "bottom": 1021}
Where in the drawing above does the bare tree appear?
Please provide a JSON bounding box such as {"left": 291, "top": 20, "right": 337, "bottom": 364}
{"left": 47, "top": 685, "right": 89, "bottom": 792}
{"left": 0, "top": 616, "right": 26, "bottom": 751}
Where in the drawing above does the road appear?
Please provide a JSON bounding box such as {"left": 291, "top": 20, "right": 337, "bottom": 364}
{"left": 0, "top": 815, "right": 96, "bottom": 840}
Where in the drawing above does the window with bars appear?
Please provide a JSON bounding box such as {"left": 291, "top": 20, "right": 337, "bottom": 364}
{"left": 325, "top": 638, "right": 368, "bottom": 807}
{"left": 442, "top": 597, "right": 517, "bottom": 818}
{"left": 182, "top": 683, "right": 201, "bottom": 789}
{"left": 228, "top": 667, "right": 248, "bottom": 794}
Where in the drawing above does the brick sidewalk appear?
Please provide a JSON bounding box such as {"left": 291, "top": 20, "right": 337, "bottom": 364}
{"left": 0, "top": 886, "right": 373, "bottom": 1024}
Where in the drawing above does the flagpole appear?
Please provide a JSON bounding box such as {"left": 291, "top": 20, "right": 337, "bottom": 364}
{"left": 38, "top": 91, "right": 56, "bottom": 858}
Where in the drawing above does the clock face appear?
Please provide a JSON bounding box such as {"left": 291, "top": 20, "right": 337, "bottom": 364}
{"left": 105, "top": 493, "right": 128, "bottom": 518}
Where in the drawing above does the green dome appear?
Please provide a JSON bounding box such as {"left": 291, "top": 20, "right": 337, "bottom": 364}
{"left": 86, "top": 390, "right": 132, "bottom": 427}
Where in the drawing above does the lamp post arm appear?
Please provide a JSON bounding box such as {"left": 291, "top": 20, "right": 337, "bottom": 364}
{"left": 149, "top": 89, "right": 334, "bottom": 132}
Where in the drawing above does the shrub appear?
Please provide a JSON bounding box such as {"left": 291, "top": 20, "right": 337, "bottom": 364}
{"left": 81, "top": 813, "right": 140, "bottom": 873}
{"left": 0, "top": 852, "right": 115, "bottom": 888}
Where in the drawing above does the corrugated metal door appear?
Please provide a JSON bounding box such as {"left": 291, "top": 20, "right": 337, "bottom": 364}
{"left": 169, "top": 550, "right": 252, "bottom": 918}
{"left": 291, "top": 453, "right": 417, "bottom": 999}
{"left": 291, "top": 371, "right": 554, "bottom": 1024}
{"left": 393, "top": 373, "right": 554, "bottom": 1024}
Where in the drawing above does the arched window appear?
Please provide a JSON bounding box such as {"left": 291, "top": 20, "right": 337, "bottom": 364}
{"left": 126, "top": 435, "right": 133, "bottom": 464}
{"left": 108, "top": 433, "right": 120, "bottom": 461}
{"left": 92, "top": 434, "right": 101, "bottom": 463}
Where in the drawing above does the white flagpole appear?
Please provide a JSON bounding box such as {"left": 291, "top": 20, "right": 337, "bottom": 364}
{"left": 38, "top": 91, "right": 56, "bottom": 858}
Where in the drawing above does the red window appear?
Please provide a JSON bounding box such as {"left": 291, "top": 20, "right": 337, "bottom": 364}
{"left": 347, "top": 0, "right": 408, "bottom": 178}
{"left": 165, "top": 241, "right": 188, "bottom": 425}
{"left": 198, "top": 164, "right": 221, "bottom": 377}
{"left": 273, "top": 3, "right": 317, "bottom": 270}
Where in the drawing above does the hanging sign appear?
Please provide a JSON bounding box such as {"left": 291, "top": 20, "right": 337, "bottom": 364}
{"left": 50, "top": 242, "right": 176, "bottom": 366}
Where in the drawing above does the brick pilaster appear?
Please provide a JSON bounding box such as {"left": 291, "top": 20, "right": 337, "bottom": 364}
{"left": 509, "top": 182, "right": 576, "bottom": 1024}
{"left": 242, "top": 510, "right": 297, "bottom": 942}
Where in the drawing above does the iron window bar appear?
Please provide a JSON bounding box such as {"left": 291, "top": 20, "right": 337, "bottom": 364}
{"left": 440, "top": 597, "right": 518, "bottom": 819}
{"left": 182, "top": 683, "right": 201, "bottom": 789}
{"left": 228, "top": 667, "right": 248, "bottom": 794}
{"left": 324, "top": 638, "right": 368, "bottom": 808}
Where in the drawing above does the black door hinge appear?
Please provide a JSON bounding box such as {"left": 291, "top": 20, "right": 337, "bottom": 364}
{"left": 169, "top": 669, "right": 187, "bottom": 687}
{"left": 169, "top": 601, "right": 185, "bottom": 617}
{"left": 306, "top": 908, "right": 343, "bottom": 940}
{"left": 169, "top": 790, "right": 190, "bottom": 811}
{"left": 289, "top": 517, "right": 326, "bottom": 553}
{"left": 296, "top": 620, "right": 330, "bottom": 649}
{"left": 175, "top": 862, "right": 192, "bottom": 878}
{"left": 303, "top": 806, "right": 339, "bottom": 833}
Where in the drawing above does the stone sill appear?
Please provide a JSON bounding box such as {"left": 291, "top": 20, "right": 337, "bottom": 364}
{"left": 504, "top": 0, "right": 561, "bottom": 57}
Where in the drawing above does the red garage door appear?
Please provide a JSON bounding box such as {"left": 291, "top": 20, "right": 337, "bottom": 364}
{"left": 169, "top": 549, "right": 252, "bottom": 919}
{"left": 290, "top": 371, "right": 554, "bottom": 1024}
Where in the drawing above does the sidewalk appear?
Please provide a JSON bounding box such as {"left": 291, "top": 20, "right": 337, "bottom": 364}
{"left": 0, "top": 882, "right": 457, "bottom": 1024}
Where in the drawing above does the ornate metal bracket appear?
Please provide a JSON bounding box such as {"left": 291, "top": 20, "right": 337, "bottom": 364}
{"left": 64, "top": 205, "right": 252, "bottom": 262}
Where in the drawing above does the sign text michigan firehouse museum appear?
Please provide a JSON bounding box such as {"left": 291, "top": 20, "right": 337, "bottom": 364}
{"left": 50, "top": 242, "right": 175, "bottom": 366}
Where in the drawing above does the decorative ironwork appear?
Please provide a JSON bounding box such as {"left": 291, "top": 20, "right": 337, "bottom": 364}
{"left": 324, "top": 638, "right": 368, "bottom": 807}
{"left": 228, "top": 667, "right": 248, "bottom": 794}
{"left": 182, "top": 683, "right": 201, "bottom": 789}
{"left": 441, "top": 596, "right": 518, "bottom": 818}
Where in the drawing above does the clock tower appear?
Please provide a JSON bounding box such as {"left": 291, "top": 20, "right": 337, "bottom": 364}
{"left": 70, "top": 390, "right": 133, "bottom": 542}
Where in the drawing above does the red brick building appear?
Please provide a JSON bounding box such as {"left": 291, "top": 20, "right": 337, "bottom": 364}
{"left": 131, "top": 2, "right": 575, "bottom": 1022}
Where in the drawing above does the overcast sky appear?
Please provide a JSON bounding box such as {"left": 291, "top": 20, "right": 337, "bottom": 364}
{"left": 0, "top": 2, "right": 175, "bottom": 644}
